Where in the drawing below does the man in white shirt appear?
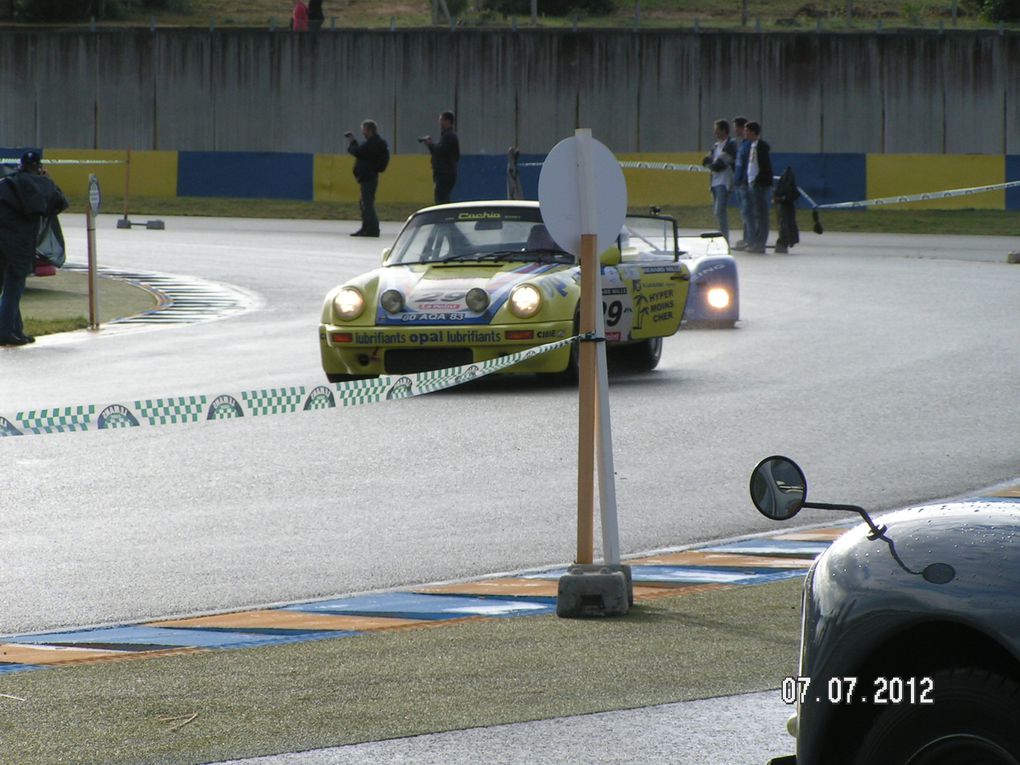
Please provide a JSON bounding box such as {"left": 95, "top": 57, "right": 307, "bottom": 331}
{"left": 702, "top": 119, "right": 737, "bottom": 244}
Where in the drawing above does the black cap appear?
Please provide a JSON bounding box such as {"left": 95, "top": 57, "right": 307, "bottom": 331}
{"left": 20, "top": 150, "right": 42, "bottom": 168}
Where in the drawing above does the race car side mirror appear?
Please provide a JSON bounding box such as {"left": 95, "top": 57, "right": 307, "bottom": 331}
{"left": 381, "top": 247, "right": 391, "bottom": 264}
{"left": 749, "top": 455, "right": 807, "bottom": 521}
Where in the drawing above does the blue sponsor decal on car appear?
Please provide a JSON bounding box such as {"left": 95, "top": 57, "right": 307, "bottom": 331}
{"left": 374, "top": 263, "right": 564, "bottom": 326}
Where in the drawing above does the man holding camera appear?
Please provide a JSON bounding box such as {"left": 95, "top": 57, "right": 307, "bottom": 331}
{"left": 421, "top": 111, "right": 459, "bottom": 205}
{"left": 346, "top": 120, "right": 389, "bottom": 237}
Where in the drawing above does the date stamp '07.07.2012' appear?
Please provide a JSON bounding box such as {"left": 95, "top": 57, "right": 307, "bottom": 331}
{"left": 781, "top": 676, "right": 935, "bottom": 706}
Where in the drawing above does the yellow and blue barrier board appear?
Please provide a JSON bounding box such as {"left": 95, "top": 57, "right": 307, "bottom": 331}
{"left": 6, "top": 146, "right": 1019, "bottom": 210}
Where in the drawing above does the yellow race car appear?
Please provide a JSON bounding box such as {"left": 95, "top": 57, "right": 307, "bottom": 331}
{"left": 319, "top": 201, "right": 691, "bottom": 381}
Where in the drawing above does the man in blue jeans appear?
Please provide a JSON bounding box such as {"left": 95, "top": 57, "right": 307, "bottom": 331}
{"left": 702, "top": 119, "right": 737, "bottom": 244}
{"left": 744, "top": 121, "right": 773, "bottom": 254}
{"left": 731, "top": 116, "right": 752, "bottom": 251}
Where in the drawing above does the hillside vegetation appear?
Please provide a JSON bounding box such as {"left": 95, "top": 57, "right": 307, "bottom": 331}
{"left": 4, "top": 0, "right": 1018, "bottom": 30}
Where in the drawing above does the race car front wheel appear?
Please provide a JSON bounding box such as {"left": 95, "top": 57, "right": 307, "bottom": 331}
{"left": 851, "top": 668, "right": 1020, "bottom": 765}
{"left": 620, "top": 336, "right": 663, "bottom": 372}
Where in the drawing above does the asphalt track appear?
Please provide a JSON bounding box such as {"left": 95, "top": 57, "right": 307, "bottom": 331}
{"left": 1, "top": 216, "right": 1019, "bottom": 763}
{"left": 2, "top": 217, "right": 1019, "bottom": 639}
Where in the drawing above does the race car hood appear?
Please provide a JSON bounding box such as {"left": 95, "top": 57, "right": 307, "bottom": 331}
{"left": 371, "top": 261, "right": 576, "bottom": 325}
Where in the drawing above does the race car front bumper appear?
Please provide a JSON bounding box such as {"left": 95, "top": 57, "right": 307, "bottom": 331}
{"left": 319, "top": 321, "right": 574, "bottom": 376}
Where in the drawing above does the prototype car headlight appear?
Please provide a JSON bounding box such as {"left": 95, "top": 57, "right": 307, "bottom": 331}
{"left": 465, "top": 287, "right": 490, "bottom": 313}
{"left": 707, "top": 287, "right": 730, "bottom": 310}
{"left": 509, "top": 284, "right": 542, "bottom": 318}
{"left": 380, "top": 289, "right": 405, "bottom": 314}
{"left": 333, "top": 287, "right": 365, "bottom": 320}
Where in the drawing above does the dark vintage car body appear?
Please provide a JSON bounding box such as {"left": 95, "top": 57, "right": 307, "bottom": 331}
{"left": 752, "top": 458, "right": 1020, "bottom": 765}
{"left": 786, "top": 500, "right": 1020, "bottom": 764}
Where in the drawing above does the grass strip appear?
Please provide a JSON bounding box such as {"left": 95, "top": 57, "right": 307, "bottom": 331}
{"left": 0, "top": 579, "right": 802, "bottom": 765}
{"left": 21, "top": 271, "right": 158, "bottom": 336}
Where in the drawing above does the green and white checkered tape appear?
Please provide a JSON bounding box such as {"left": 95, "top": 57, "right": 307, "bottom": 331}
{"left": 0, "top": 335, "right": 578, "bottom": 438}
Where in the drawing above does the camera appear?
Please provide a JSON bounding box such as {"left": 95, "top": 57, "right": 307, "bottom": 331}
{"left": 417, "top": 136, "right": 429, "bottom": 143}
{"left": 344, "top": 131, "right": 354, "bottom": 139}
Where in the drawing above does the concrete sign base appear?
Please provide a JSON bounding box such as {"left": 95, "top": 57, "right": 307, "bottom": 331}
{"left": 556, "top": 564, "right": 633, "bottom": 618}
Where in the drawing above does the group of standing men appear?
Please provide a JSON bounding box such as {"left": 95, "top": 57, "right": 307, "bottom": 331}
{"left": 345, "top": 110, "right": 459, "bottom": 237}
{"left": 704, "top": 116, "right": 775, "bottom": 253}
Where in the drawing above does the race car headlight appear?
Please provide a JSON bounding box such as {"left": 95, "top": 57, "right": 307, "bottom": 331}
{"left": 465, "top": 287, "right": 490, "bottom": 313}
{"left": 380, "top": 289, "right": 405, "bottom": 314}
{"left": 509, "top": 284, "right": 542, "bottom": 318}
{"left": 333, "top": 287, "right": 365, "bottom": 320}
{"left": 707, "top": 287, "right": 730, "bottom": 310}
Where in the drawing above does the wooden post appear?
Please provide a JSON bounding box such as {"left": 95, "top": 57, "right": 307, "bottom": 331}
{"left": 576, "top": 231, "right": 598, "bottom": 564}
{"left": 574, "top": 129, "right": 600, "bottom": 566}
{"left": 86, "top": 203, "right": 99, "bottom": 330}
{"left": 122, "top": 148, "right": 131, "bottom": 224}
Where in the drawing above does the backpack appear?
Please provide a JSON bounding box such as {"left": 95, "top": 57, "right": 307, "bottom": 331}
{"left": 377, "top": 141, "right": 390, "bottom": 173}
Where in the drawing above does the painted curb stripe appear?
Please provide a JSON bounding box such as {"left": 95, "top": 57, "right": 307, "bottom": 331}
{"left": 152, "top": 610, "right": 429, "bottom": 633}
{"left": 282, "top": 593, "right": 557, "bottom": 620}
{"left": 4, "top": 493, "right": 1018, "bottom": 675}
{"left": 523, "top": 566, "right": 806, "bottom": 586}
{"left": 699, "top": 540, "right": 833, "bottom": 557}
{"left": 627, "top": 551, "right": 815, "bottom": 569}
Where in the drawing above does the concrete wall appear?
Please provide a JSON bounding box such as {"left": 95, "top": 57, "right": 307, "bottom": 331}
{"left": 1, "top": 28, "right": 1017, "bottom": 157}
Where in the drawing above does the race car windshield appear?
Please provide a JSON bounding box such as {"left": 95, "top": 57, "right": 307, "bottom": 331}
{"left": 623, "top": 217, "right": 676, "bottom": 257}
{"left": 388, "top": 208, "right": 572, "bottom": 265}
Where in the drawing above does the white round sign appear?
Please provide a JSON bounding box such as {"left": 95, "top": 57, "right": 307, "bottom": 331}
{"left": 537, "top": 134, "right": 627, "bottom": 257}
{"left": 88, "top": 175, "right": 101, "bottom": 215}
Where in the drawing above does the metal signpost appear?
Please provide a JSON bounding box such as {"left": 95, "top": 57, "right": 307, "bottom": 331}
{"left": 87, "top": 174, "right": 101, "bottom": 330}
{"left": 538, "top": 129, "right": 631, "bottom": 617}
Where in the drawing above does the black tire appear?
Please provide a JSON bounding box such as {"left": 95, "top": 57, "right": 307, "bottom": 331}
{"left": 621, "top": 336, "right": 663, "bottom": 372}
{"left": 852, "top": 668, "right": 1020, "bottom": 765}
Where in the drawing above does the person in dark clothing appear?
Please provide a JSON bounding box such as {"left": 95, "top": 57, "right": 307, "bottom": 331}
{"left": 744, "top": 121, "right": 773, "bottom": 254}
{"left": 346, "top": 120, "right": 389, "bottom": 237}
{"left": 773, "top": 166, "right": 801, "bottom": 254}
{"left": 731, "top": 116, "right": 752, "bottom": 251}
{"left": 308, "top": 0, "right": 324, "bottom": 31}
{"left": 423, "top": 111, "right": 460, "bottom": 205}
{"left": 0, "top": 151, "right": 69, "bottom": 346}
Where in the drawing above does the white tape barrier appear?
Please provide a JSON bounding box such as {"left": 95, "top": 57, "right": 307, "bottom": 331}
{"left": 523, "top": 159, "right": 1020, "bottom": 209}
{"left": 815, "top": 179, "right": 1020, "bottom": 209}
{"left": 0, "top": 158, "right": 125, "bottom": 165}
{"left": 0, "top": 335, "right": 578, "bottom": 438}
{"left": 617, "top": 160, "right": 710, "bottom": 175}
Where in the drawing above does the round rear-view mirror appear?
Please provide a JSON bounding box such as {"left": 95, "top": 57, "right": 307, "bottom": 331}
{"left": 750, "top": 456, "right": 807, "bottom": 521}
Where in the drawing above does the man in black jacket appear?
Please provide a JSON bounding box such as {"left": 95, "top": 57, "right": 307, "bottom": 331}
{"left": 745, "top": 121, "right": 773, "bottom": 254}
{"left": 0, "top": 151, "right": 69, "bottom": 346}
{"left": 423, "top": 111, "right": 460, "bottom": 205}
{"left": 346, "top": 120, "right": 388, "bottom": 237}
